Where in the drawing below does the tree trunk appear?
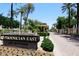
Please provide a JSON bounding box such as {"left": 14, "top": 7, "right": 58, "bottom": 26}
{"left": 24, "top": 11, "right": 29, "bottom": 30}
{"left": 77, "top": 3, "right": 79, "bottom": 34}
{"left": 10, "top": 3, "right": 13, "bottom": 29}
{"left": 67, "top": 28, "right": 70, "bottom": 34}
{"left": 19, "top": 13, "right": 22, "bottom": 32}
{"left": 68, "top": 4, "right": 71, "bottom": 34}
{"left": 26, "top": 12, "right": 29, "bottom": 25}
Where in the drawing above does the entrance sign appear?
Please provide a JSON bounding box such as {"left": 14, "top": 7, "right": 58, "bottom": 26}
{"left": 0, "top": 33, "right": 40, "bottom": 50}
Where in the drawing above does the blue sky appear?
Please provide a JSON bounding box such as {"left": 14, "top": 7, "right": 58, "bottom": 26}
{"left": 0, "top": 3, "right": 67, "bottom": 28}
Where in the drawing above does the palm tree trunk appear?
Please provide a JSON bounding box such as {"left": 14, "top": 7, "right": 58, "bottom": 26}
{"left": 25, "top": 11, "right": 29, "bottom": 30}
{"left": 10, "top": 3, "right": 13, "bottom": 29}
{"left": 26, "top": 11, "right": 29, "bottom": 24}
{"left": 19, "top": 13, "right": 22, "bottom": 32}
{"left": 77, "top": 3, "right": 79, "bottom": 34}
{"left": 68, "top": 6, "right": 71, "bottom": 34}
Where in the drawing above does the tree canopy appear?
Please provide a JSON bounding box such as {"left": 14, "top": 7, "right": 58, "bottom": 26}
{"left": 0, "top": 14, "right": 19, "bottom": 28}
{"left": 56, "top": 16, "right": 76, "bottom": 29}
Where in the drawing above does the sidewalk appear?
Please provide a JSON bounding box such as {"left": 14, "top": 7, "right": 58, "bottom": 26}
{"left": 49, "top": 32, "right": 62, "bottom": 56}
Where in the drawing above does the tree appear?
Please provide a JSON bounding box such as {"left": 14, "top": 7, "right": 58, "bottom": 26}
{"left": 62, "top": 3, "right": 71, "bottom": 28}
{"left": 10, "top": 3, "right": 13, "bottom": 20}
{"left": 68, "top": 3, "right": 79, "bottom": 34}
{"left": 0, "top": 14, "right": 19, "bottom": 28}
{"left": 17, "top": 5, "right": 27, "bottom": 30}
{"left": 56, "top": 16, "right": 76, "bottom": 33}
{"left": 76, "top": 3, "right": 79, "bottom": 34}
{"left": 15, "top": 3, "right": 34, "bottom": 32}
{"left": 12, "top": 20, "right": 19, "bottom": 28}
{"left": 10, "top": 3, "right": 13, "bottom": 28}
{"left": 56, "top": 17, "right": 66, "bottom": 29}
{"left": 7, "top": 3, "right": 19, "bottom": 28}
{"left": 62, "top": 3, "right": 75, "bottom": 34}
{"left": 24, "top": 3, "right": 34, "bottom": 25}
{"left": 23, "top": 3, "right": 34, "bottom": 31}
{"left": 56, "top": 16, "right": 66, "bottom": 33}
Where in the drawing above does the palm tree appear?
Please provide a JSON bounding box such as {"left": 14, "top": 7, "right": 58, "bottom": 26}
{"left": 10, "top": 3, "right": 13, "bottom": 28}
{"left": 8, "top": 3, "right": 19, "bottom": 29}
{"left": 24, "top": 3, "right": 34, "bottom": 25}
{"left": 17, "top": 5, "right": 27, "bottom": 31}
{"left": 10, "top": 3, "right": 13, "bottom": 20}
{"left": 70, "top": 3, "right": 79, "bottom": 34}
{"left": 15, "top": 3, "right": 34, "bottom": 32}
{"left": 76, "top": 3, "right": 79, "bottom": 34}
{"left": 62, "top": 3, "right": 74, "bottom": 34}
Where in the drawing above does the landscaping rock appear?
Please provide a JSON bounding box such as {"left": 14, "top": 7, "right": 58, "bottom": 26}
{"left": 0, "top": 46, "right": 54, "bottom": 56}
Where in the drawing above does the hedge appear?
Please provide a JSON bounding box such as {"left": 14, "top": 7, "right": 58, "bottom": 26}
{"left": 37, "top": 32, "right": 49, "bottom": 36}
{"left": 41, "top": 37, "right": 54, "bottom": 52}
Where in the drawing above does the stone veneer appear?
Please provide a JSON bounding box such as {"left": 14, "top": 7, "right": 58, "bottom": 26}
{"left": 0, "top": 32, "right": 40, "bottom": 50}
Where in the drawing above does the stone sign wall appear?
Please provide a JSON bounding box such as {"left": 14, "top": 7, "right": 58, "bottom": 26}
{"left": 1, "top": 34, "right": 40, "bottom": 50}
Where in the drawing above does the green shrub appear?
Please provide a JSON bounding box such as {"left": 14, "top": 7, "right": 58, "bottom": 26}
{"left": 41, "top": 37, "right": 54, "bottom": 52}
{"left": 3, "top": 29, "right": 10, "bottom": 33}
{"left": 38, "top": 32, "right": 49, "bottom": 36}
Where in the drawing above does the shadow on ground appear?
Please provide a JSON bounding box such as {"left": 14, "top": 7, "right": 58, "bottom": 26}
{"left": 54, "top": 32, "right": 79, "bottom": 46}
{"left": 61, "top": 34, "right": 79, "bottom": 46}
{"left": 61, "top": 35, "right": 79, "bottom": 41}
{"left": 54, "top": 32, "right": 64, "bottom": 35}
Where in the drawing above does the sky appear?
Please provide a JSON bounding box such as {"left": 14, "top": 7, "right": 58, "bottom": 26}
{"left": 0, "top": 3, "right": 67, "bottom": 29}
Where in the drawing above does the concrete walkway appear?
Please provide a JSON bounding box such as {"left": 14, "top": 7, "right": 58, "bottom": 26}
{"left": 49, "top": 32, "right": 79, "bottom": 56}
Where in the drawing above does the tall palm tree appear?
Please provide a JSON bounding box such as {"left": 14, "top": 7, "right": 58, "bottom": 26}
{"left": 11, "top": 3, "right": 13, "bottom": 20}
{"left": 17, "top": 6, "right": 27, "bottom": 31}
{"left": 10, "top": 3, "right": 13, "bottom": 28}
{"left": 76, "top": 3, "right": 79, "bottom": 34}
{"left": 16, "top": 3, "right": 34, "bottom": 32}
{"left": 71, "top": 3, "right": 79, "bottom": 34}
{"left": 8, "top": 3, "right": 18, "bottom": 29}
{"left": 62, "top": 3, "right": 74, "bottom": 34}
{"left": 24, "top": 3, "right": 34, "bottom": 25}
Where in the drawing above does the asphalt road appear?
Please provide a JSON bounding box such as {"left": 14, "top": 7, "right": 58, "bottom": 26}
{"left": 49, "top": 32, "right": 79, "bottom": 56}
